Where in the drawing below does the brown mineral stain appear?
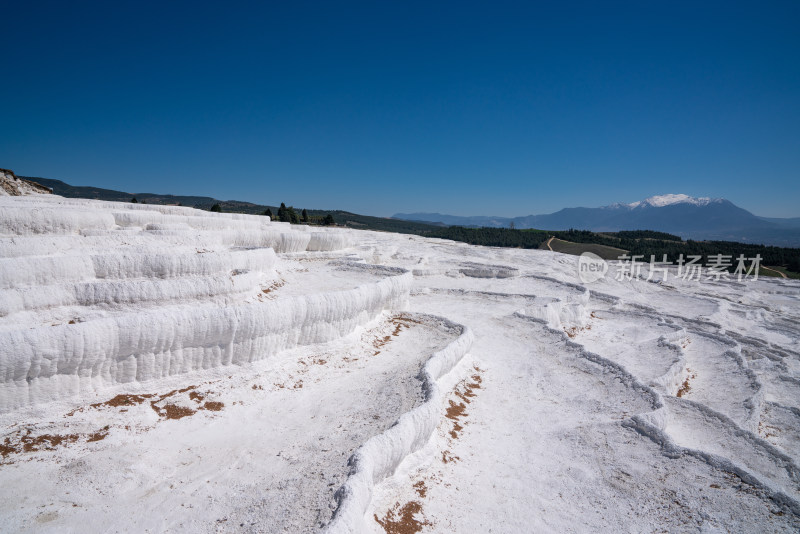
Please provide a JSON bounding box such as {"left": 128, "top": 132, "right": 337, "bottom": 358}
{"left": 454, "top": 390, "right": 472, "bottom": 403}
{"left": 0, "top": 441, "right": 14, "bottom": 458}
{"left": 86, "top": 426, "right": 110, "bottom": 442}
{"left": 149, "top": 385, "right": 225, "bottom": 419}
{"left": 1, "top": 424, "right": 118, "bottom": 461}
{"left": 445, "top": 400, "right": 467, "bottom": 421}
{"left": 159, "top": 404, "right": 196, "bottom": 420}
{"left": 758, "top": 421, "right": 780, "bottom": 439}
{"left": 0, "top": 430, "right": 82, "bottom": 461}
{"left": 444, "top": 369, "right": 483, "bottom": 440}
{"left": 374, "top": 501, "right": 431, "bottom": 534}
{"left": 441, "top": 450, "right": 460, "bottom": 464}
{"left": 372, "top": 314, "right": 422, "bottom": 355}
{"left": 261, "top": 279, "right": 285, "bottom": 295}
{"left": 3, "top": 384, "right": 228, "bottom": 462}
{"left": 92, "top": 393, "right": 155, "bottom": 409}
{"left": 565, "top": 327, "right": 579, "bottom": 338}
{"left": 445, "top": 400, "right": 467, "bottom": 440}
{"left": 677, "top": 369, "right": 696, "bottom": 398}
{"left": 22, "top": 433, "right": 80, "bottom": 452}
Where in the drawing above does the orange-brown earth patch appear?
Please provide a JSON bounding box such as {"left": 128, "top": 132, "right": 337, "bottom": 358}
{"left": 151, "top": 386, "right": 226, "bottom": 420}
{"left": 374, "top": 501, "right": 431, "bottom": 534}
{"left": 0, "top": 430, "right": 82, "bottom": 463}
{"left": 260, "top": 279, "right": 285, "bottom": 296}
{"left": 5, "top": 384, "right": 228, "bottom": 462}
{"left": 676, "top": 369, "right": 696, "bottom": 398}
{"left": 372, "top": 314, "right": 422, "bottom": 355}
{"left": 444, "top": 367, "right": 483, "bottom": 440}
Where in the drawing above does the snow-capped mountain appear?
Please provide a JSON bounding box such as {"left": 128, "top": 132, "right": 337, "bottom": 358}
{"left": 625, "top": 194, "right": 721, "bottom": 208}
{"left": 395, "top": 194, "right": 800, "bottom": 246}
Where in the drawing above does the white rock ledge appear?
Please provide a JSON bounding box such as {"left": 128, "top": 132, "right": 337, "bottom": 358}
{"left": 325, "top": 317, "right": 473, "bottom": 534}
{"left": 0, "top": 272, "right": 412, "bottom": 412}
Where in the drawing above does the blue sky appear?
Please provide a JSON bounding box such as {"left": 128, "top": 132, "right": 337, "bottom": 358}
{"left": 2, "top": 1, "right": 799, "bottom": 217}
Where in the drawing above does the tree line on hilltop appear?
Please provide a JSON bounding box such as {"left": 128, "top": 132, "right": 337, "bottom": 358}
{"left": 200, "top": 201, "right": 335, "bottom": 226}
{"left": 421, "top": 226, "right": 800, "bottom": 273}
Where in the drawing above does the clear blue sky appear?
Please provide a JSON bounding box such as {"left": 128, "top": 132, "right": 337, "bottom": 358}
{"left": 2, "top": 1, "right": 799, "bottom": 217}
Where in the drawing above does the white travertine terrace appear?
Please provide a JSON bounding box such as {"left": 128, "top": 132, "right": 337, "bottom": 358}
{"left": 1, "top": 192, "right": 799, "bottom": 533}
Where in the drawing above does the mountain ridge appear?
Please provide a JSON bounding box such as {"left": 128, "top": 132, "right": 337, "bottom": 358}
{"left": 394, "top": 194, "right": 800, "bottom": 247}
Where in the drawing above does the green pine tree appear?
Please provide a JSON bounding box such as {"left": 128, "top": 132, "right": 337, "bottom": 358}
{"left": 278, "top": 203, "right": 288, "bottom": 222}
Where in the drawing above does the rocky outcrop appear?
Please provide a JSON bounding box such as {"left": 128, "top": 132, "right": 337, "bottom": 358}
{"left": 0, "top": 168, "right": 52, "bottom": 196}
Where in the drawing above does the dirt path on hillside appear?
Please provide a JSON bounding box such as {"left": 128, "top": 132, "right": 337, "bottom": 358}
{"left": 762, "top": 266, "right": 789, "bottom": 279}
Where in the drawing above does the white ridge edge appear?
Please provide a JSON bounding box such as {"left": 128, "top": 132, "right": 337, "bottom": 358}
{"left": 324, "top": 316, "right": 474, "bottom": 534}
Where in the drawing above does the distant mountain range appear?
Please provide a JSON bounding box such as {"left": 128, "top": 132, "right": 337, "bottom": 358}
{"left": 394, "top": 194, "right": 800, "bottom": 247}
